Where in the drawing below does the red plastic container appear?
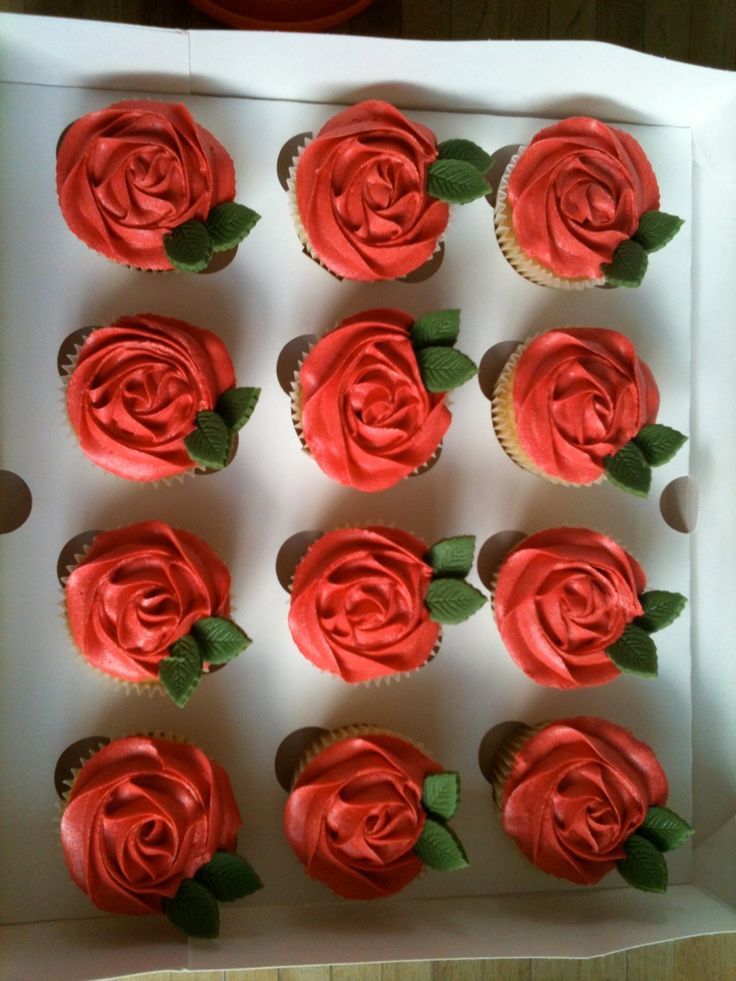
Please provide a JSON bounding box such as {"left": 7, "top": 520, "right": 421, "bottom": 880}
{"left": 189, "top": 0, "right": 375, "bottom": 31}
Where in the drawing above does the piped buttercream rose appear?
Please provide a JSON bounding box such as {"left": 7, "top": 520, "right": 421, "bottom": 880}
{"left": 289, "top": 527, "right": 440, "bottom": 682}
{"left": 294, "top": 100, "right": 450, "bottom": 281}
{"left": 60, "top": 736, "right": 242, "bottom": 915}
{"left": 65, "top": 521, "right": 231, "bottom": 684}
{"left": 66, "top": 314, "right": 236, "bottom": 481}
{"left": 509, "top": 327, "right": 660, "bottom": 484}
{"left": 494, "top": 528, "right": 647, "bottom": 688}
{"left": 501, "top": 718, "right": 669, "bottom": 885}
{"left": 56, "top": 100, "right": 237, "bottom": 270}
{"left": 298, "top": 309, "right": 453, "bottom": 491}
{"left": 284, "top": 733, "right": 444, "bottom": 899}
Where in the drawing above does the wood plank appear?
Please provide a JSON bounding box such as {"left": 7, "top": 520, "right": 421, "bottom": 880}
{"left": 450, "top": 0, "right": 491, "bottom": 39}
{"left": 627, "top": 941, "right": 674, "bottom": 981}
{"left": 673, "top": 933, "right": 736, "bottom": 981}
{"left": 531, "top": 950, "right": 626, "bottom": 981}
{"left": 227, "top": 969, "right": 280, "bottom": 981}
{"left": 689, "top": 0, "right": 736, "bottom": 69}
{"left": 548, "top": 0, "right": 597, "bottom": 40}
{"left": 644, "top": 0, "right": 692, "bottom": 63}
{"left": 382, "top": 962, "right": 432, "bottom": 981}
{"left": 596, "top": 0, "right": 645, "bottom": 51}
{"left": 343, "top": 0, "right": 402, "bottom": 38}
{"left": 279, "top": 969, "right": 331, "bottom": 981}
{"left": 403, "top": 0, "right": 452, "bottom": 39}
{"left": 435, "top": 959, "right": 531, "bottom": 980}
{"left": 499, "top": 0, "right": 550, "bottom": 40}
{"left": 332, "top": 965, "right": 382, "bottom": 981}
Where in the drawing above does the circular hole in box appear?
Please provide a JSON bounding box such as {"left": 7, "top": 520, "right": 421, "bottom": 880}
{"left": 660, "top": 475, "right": 698, "bottom": 533}
{"left": 484, "top": 144, "right": 520, "bottom": 208}
{"left": 476, "top": 530, "right": 526, "bottom": 589}
{"left": 57, "top": 326, "right": 96, "bottom": 377}
{"left": 277, "top": 132, "right": 313, "bottom": 190}
{"left": 194, "top": 431, "right": 239, "bottom": 477}
{"left": 411, "top": 441, "right": 443, "bottom": 477}
{"left": 277, "top": 334, "right": 318, "bottom": 395}
{"left": 54, "top": 735, "right": 110, "bottom": 799}
{"left": 57, "top": 530, "right": 103, "bottom": 586}
{"left": 478, "top": 341, "right": 522, "bottom": 401}
{"left": 276, "top": 529, "right": 324, "bottom": 592}
{"left": 398, "top": 241, "right": 445, "bottom": 283}
{"left": 274, "top": 726, "right": 328, "bottom": 791}
{"left": 477, "top": 720, "right": 525, "bottom": 787}
{"left": 0, "top": 471, "right": 32, "bottom": 534}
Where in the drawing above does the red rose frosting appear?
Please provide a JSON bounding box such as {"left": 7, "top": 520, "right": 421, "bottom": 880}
{"left": 56, "top": 100, "right": 236, "bottom": 269}
{"left": 494, "top": 528, "right": 647, "bottom": 689}
{"left": 507, "top": 117, "right": 660, "bottom": 280}
{"left": 60, "top": 736, "right": 241, "bottom": 915}
{"left": 66, "top": 314, "right": 236, "bottom": 481}
{"left": 284, "top": 731, "right": 443, "bottom": 899}
{"left": 298, "top": 309, "right": 451, "bottom": 491}
{"left": 289, "top": 527, "right": 440, "bottom": 682}
{"left": 501, "top": 717, "right": 668, "bottom": 885}
{"left": 65, "top": 521, "right": 231, "bottom": 684}
{"left": 294, "top": 100, "right": 449, "bottom": 281}
{"left": 512, "top": 327, "right": 660, "bottom": 484}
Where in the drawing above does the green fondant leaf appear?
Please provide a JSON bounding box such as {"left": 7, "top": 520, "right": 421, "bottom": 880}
{"left": 161, "top": 877, "right": 220, "bottom": 938}
{"left": 184, "top": 411, "right": 232, "bottom": 470}
{"left": 606, "top": 624, "right": 658, "bottom": 678}
{"left": 422, "top": 772, "right": 461, "bottom": 820}
{"left": 438, "top": 139, "right": 493, "bottom": 176}
{"left": 192, "top": 616, "right": 252, "bottom": 665}
{"left": 163, "top": 220, "right": 213, "bottom": 273}
{"left": 416, "top": 346, "right": 478, "bottom": 392}
{"left": 616, "top": 833, "right": 668, "bottom": 893}
{"left": 602, "top": 239, "right": 649, "bottom": 288}
{"left": 635, "top": 590, "right": 688, "bottom": 633}
{"left": 216, "top": 387, "right": 261, "bottom": 433}
{"left": 633, "top": 424, "right": 688, "bottom": 467}
{"left": 634, "top": 211, "right": 684, "bottom": 253}
{"left": 426, "top": 536, "right": 476, "bottom": 577}
{"left": 206, "top": 203, "right": 261, "bottom": 252}
{"left": 160, "top": 635, "right": 203, "bottom": 707}
{"left": 414, "top": 817, "right": 469, "bottom": 871}
{"left": 195, "top": 851, "right": 263, "bottom": 901}
{"left": 639, "top": 806, "right": 694, "bottom": 853}
{"left": 411, "top": 309, "right": 461, "bottom": 349}
{"left": 427, "top": 159, "right": 491, "bottom": 204}
{"left": 426, "top": 577, "right": 486, "bottom": 625}
{"left": 604, "top": 442, "right": 652, "bottom": 497}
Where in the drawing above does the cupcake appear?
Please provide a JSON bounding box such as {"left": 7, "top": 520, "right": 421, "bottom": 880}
{"left": 64, "top": 520, "right": 251, "bottom": 707}
{"left": 57, "top": 735, "right": 262, "bottom": 937}
{"left": 56, "top": 99, "right": 260, "bottom": 272}
{"left": 494, "top": 117, "right": 683, "bottom": 288}
{"left": 283, "top": 726, "right": 468, "bottom": 899}
{"left": 489, "top": 717, "right": 692, "bottom": 892}
{"left": 293, "top": 307, "right": 478, "bottom": 491}
{"left": 492, "top": 527, "right": 687, "bottom": 688}
{"left": 289, "top": 528, "right": 486, "bottom": 682}
{"left": 289, "top": 100, "right": 491, "bottom": 281}
{"left": 65, "top": 313, "right": 260, "bottom": 480}
{"left": 492, "top": 327, "right": 687, "bottom": 496}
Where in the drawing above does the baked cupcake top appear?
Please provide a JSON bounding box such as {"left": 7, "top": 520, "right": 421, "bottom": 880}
{"left": 296, "top": 307, "right": 477, "bottom": 492}
{"left": 498, "top": 717, "right": 692, "bottom": 891}
{"left": 59, "top": 735, "right": 262, "bottom": 936}
{"left": 493, "top": 527, "right": 686, "bottom": 688}
{"left": 498, "top": 116, "right": 683, "bottom": 287}
{"left": 283, "top": 729, "right": 467, "bottom": 899}
{"left": 289, "top": 528, "right": 485, "bottom": 682}
{"left": 56, "top": 99, "right": 259, "bottom": 271}
{"left": 66, "top": 313, "right": 260, "bottom": 481}
{"left": 65, "top": 520, "right": 251, "bottom": 705}
{"left": 493, "top": 327, "right": 686, "bottom": 495}
{"left": 292, "top": 99, "right": 491, "bottom": 281}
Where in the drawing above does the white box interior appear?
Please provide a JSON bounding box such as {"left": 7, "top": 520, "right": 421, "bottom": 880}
{"left": 0, "top": 14, "right": 734, "bottom": 978}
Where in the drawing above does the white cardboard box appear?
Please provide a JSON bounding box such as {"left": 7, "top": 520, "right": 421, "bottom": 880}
{"left": 0, "top": 14, "right": 734, "bottom": 978}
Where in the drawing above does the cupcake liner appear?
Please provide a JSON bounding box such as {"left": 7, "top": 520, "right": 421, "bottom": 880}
{"left": 489, "top": 722, "right": 547, "bottom": 814}
{"left": 494, "top": 150, "right": 604, "bottom": 290}
{"left": 491, "top": 332, "right": 604, "bottom": 487}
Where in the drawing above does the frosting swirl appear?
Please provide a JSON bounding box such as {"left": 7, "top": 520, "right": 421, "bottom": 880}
{"left": 289, "top": 527, "right": 439, "bottom": 682}
{"left": 507, "top": 117, "right": 660, "bottom": 280}
{"left": 66, "top": 313, "right": 236, "bottom": 481}
{"left": 284, "top": 732, "right": 442, "bottom": 899}
{"left": 294, "top": 100, "right": 449, "bottom": 281}
{"left": 512, "top": 327, "right": 660, "bottom": 484}
{"left": 501, "top": 717, "right": 668, "bottom": 885}
{"left": 61, "top": 736, "right": 242, "bottom": 915}
{"left": 494, "top": 528, "right": 646, "bottom": 689}
{"left": 65, "top": 521, "right": 231, "bottom": 684}
{"left": 298, "top": 309, "right": 450, "bottom": 491}
{"left": 56, "top": 100, "right": 236, "bottom": 269}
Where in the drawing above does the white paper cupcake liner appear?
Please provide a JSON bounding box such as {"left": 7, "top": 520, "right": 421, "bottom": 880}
{"left": 494, "top": 149, "right": 604, "bottom": 290}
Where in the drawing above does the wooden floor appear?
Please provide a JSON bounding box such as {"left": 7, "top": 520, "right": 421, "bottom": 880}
{"left": 3, "top": 2, "right": 735, "bottom": 979}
